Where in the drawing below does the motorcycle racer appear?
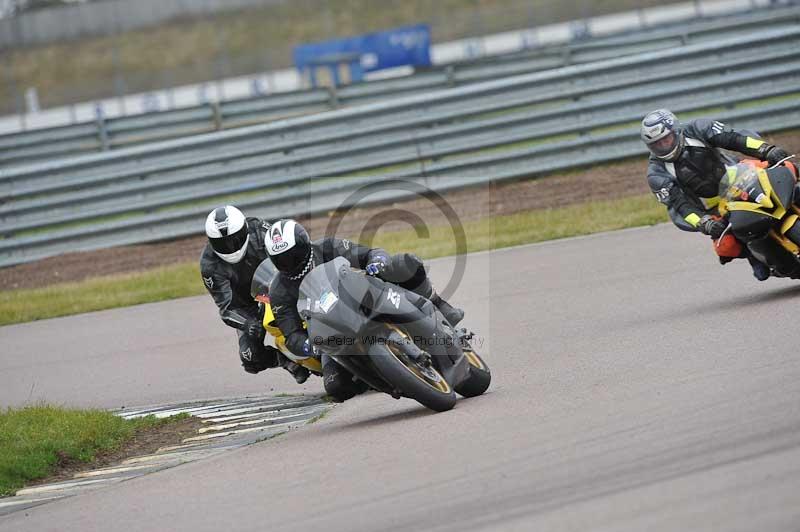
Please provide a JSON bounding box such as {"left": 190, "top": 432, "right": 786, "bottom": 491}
{"left": 265, "top": 219, "right": 464, "bottom": 401}
{"left": 642, "top": 109, "right": 790, "bottom": 280}
{"left": 200, "top": 206, "right": 310, "bottom": 383}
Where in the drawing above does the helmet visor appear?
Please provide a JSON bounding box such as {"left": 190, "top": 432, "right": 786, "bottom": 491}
{"left": 270, "top": 244, "right": 311, "bottom": 276}
{"left": 209, "top": 225, "right": 248, "bottom": 255}
{"left": 647, "top": 131, "right": 679, "bottom": 158}
{"left": 270, "top": 246, "right": 308, "bottom": 275}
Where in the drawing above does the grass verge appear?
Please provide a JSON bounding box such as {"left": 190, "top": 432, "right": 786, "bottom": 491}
{"left": 374, "top": 193, "right": 667, "bottom": 257}
{"left": 0, "top": 405, "right": 185, "bottom": 497}
{"left": 0, "top": 193, "right": 667, "bottom": 326}
{"left": 0, "top": 262, "right": 200, "bottom": 325}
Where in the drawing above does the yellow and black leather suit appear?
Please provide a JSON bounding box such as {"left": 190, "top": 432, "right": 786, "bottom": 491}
{"left": 647, "top": 118, "right": 773, "bottom": 231}
{"left": 261, "top": 301, "right": 322, "bottom": 373}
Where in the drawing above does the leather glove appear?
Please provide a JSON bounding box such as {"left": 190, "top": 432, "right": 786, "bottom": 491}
{"left": 697, "top": 215, "right": 727, "bottom": 239}
{"left": 757, "top": 144, "right": 790, "bottom": 166}
{"left": 302, "top": 338, "right": 320, "bottom": 359}
{"left": 243, "top": 317, "right": 265, "bottom": 339}
{"left": 365, "top": 254, "right": 389, "bottom": 276}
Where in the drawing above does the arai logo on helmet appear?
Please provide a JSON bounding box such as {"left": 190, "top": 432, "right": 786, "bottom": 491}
{"left": 268, "top": 224, "right": 295, "bottom": 255}
{"left": 271, "top": 236, "right": 289, "bottom": 253}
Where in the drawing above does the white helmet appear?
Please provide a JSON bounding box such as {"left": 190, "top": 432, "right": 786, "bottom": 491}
{"left": 267, "top": 219, "right": 314, "bottom": 280}
{"left": 205, "top": 206, "right": 249, "bottom": 264}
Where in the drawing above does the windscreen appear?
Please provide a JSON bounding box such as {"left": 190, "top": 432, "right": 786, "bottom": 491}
{"left": 719, "top": 163, "right": 766, "bottom": 205}
{"left": 298, "top": 257, "right": 350, "bottom": 319}
{"left": 250, "top": 259, "right": 277, "bottom": 301}
{"left": 297, "top": 256, "right": 373, "bottom": 338}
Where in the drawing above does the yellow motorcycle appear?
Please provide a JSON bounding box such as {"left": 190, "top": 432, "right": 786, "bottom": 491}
{"left": 250, "top": 259, "right": 323, "bottom": 375}
{"left": 718, "top": 157, "right": 800, "bottom": 278}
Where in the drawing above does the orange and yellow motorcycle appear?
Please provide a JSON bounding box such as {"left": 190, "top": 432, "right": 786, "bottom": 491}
{"left": 716, "top": 156, "right": 800, "bottom": 278}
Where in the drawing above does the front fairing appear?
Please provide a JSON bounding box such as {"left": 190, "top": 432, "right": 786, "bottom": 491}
{"left": 297, "top": 257, "right": 438, "bottom": 338}
{"left": 297, "top": 257, "right": 467, "bottom": 384}
{"left": 769, "top": 166, "right": 797, "bottom": 209}
{"left": 720, "top": 163, "right": 797, "bottom": 241}
{"left": 719, "top": 163, "right": 793, "bottom": 219}
{"left": 298, "top": 257, "right": 370, "bottom": 342}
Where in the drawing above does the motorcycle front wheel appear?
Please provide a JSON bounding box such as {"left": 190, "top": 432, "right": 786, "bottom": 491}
{"left": 369, "top": 342, "right": 456, "bottom": 413}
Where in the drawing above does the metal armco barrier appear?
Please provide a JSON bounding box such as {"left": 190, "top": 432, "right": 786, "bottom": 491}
{"left": 0, "top": 26, "right": 799, "bottom": 268}
{"left": 1, "top": 4, "right": 799, "bottom": 167}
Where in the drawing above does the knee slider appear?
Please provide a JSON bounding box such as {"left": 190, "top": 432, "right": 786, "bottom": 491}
{"left": 397, "top": 253, "right": 427, "bottom": 287}
{"left": 324, "top": 374, "right": 358, "bottom": 402}
{"left": 322, "top": 359, "right": 359, "bottom": 402}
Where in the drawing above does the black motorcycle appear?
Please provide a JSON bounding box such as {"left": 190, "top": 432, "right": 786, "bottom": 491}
{"left": 297, "top": 257, "right": 491, "bottom": 412}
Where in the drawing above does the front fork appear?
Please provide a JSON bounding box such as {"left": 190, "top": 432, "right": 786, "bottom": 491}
{"left": 386, "top": 328, "right": 431, "bottom": 367}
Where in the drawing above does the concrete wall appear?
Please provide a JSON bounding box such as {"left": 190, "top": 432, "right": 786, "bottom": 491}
{"left": 0, "top": 0, "right": 285, "bottom": 49}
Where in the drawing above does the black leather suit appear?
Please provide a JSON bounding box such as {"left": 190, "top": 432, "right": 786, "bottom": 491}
{"left": 200, "top": 217, "right": 279, "bottom": 373}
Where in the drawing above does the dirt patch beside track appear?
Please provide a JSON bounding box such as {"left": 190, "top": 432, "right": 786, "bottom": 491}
{"left": 27, "top": 416, "right": 204, "bottom": 488}
{"left": 3, "top": 129, "right": 798, "bottom": 291}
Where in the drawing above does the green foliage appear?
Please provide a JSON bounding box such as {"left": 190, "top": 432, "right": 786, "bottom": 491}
{"left": 0, "top": 405, "right": 169, "bottom": 496}
{"left": 370, "top": 193, "right": 668, "bottom": 259}
{"left": 2, "top": 0, "right": 679, "bottom": 111}
{"left": 0, "top": 262, "right": 202, "bottom": 325}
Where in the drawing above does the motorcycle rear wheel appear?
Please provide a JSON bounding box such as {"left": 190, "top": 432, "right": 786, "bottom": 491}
{"left": 369, "top": 342, "right": 456, "bottom": 413}
{"left": 455, "top": 349, "right": 491, "bottom": 398}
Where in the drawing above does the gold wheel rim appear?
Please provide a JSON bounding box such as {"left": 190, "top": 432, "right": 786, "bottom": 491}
{"left": 385, "top": 326, "right": 451, "bottom": 394}
{"left": 387, "top": 346, "right": 452, "bottom": 394}
{"left": 463, "top": 350, "right": 486, "bottom": 371}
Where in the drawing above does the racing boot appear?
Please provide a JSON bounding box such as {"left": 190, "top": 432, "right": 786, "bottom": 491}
{"left": 413, "top": 276, "right": 465, "bottom": 326}
{"left": 282, "top": 359, "right": 310, "bottom": 384}
{"left": 431, "top": 292, "right": 464, "bottom": 327}
{"left": 393, "top": 255, "right": 465, "bottom": 326}
{"left": 747, "top": 255, "right": 770, "bottom": 281}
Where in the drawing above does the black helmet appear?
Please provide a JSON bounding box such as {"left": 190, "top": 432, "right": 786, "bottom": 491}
{"left": 266, "top": 219, "right": 313, "bottom": 280}
{"left": 205, "top": 205, "right": 249, "bottom": 264}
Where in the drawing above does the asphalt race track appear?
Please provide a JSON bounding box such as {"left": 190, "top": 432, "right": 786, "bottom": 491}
{"left": 2, "top": 223, "right": 800, "bottom": 531}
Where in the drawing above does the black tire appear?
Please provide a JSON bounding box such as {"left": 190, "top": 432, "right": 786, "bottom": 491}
{"left": 455, "top": 349, "right": 491, "bottom": 398}
{"left": 369, "top": 343, "right": 456, "bottom": 412}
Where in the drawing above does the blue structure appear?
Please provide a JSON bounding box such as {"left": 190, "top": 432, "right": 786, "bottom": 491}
{"left": 294, "top": 24, "right": 432, "bottom": 88}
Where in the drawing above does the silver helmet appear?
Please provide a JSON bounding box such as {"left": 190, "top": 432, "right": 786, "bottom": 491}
{"left": 641, "top": 109, "right": 684, "bottom": 162}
